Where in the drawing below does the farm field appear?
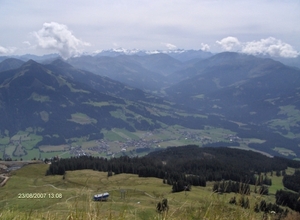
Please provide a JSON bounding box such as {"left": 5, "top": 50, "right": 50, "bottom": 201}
{"left": 0, "top": 163, "right": 293, "bottom": 220}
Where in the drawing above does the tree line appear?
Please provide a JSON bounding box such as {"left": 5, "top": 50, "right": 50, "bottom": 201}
{"left": 282, "top": 169, "right": 300, "bottom": 192}
{"left": 275, "top": 189, "right": 300, "bottom": 212}
{"left": 46, "top": 145, "right": 300, "bottom": 193}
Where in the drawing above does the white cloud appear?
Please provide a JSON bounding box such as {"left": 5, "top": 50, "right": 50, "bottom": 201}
{"left": 200, "top": 43, "right": 210, "bottom": 51}
{"left": 164, "top": 43, "right": 177, "bottom": 50}
{"left": 0, "top": 45, "right": 16, "bottom": 54}
{"left": 216, "top": 37, "right": 240, "bottom": 51}
{"left": 216, "top": 36, "right": 299, "bottom": 58}
{"left": 0, "top": 1, "right": 299, "bottom": 55}
{"left": 242, "top": 37, "right": 299, "bottom": 58}
{"left": 22, "top": 41, "right": 31, "bottom": 46}
{"left": 33, "top": 22, "right": 90, "bottom": 59}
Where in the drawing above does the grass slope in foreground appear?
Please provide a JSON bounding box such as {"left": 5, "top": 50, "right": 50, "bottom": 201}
{"left": 1, "top": 164, "right": 299, "bottom": 219}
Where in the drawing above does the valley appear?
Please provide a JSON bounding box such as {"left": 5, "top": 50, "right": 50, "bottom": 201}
{"left": 0, "top": 51, "right": 300, "bottom": 161}
{"left": 0, "top": 125, "right": 276, "bottom": 160}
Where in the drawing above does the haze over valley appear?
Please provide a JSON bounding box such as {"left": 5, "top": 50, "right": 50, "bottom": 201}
{"left": 0, "top": 48, "right": 300, "bottom": 160}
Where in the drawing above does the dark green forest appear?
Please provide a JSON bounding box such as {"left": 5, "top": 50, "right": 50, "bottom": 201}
{"left": 46, "top": 145, "right": 300, "bottom": 194}
{"left": 282, "top": 170, "right": 300, "bottom": 192}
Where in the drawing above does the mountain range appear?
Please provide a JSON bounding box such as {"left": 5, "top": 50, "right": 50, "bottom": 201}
{"left": 0, "top": 50, "right": 300, "bottom": 159}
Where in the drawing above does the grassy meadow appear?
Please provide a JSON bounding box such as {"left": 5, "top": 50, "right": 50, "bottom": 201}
{"left": 0, "top": 163, "right": 298, "bottom": 219}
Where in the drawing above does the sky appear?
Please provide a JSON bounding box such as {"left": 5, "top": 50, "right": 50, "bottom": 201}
{"left": 0, "top": 0, "right": 299, "bottom": 59}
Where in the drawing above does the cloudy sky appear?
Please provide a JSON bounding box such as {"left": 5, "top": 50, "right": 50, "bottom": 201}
{"left": 0, "top": 0, "right": 299, "bottom": 58}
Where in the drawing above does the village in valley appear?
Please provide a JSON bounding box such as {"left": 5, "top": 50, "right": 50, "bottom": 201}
{"left": 62, "top": 129, "right": 242, "bottom": 158}
{"left": 0, "top": 126, "right": 246, "bottom": 161}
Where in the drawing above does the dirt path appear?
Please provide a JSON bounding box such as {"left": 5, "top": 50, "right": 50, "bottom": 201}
{"left": 0, "top": 174, "right": 9, "bottom": 187}
{"left": 143, "top": 191, "right": 156, "bottom": 199}
{"left": 65, "top": 196, "right": 79, "bottom": 202}
{"left": 29, "top": 184, "right": 66, "bottom": 191}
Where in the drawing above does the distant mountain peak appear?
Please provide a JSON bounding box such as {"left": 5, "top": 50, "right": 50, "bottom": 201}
{"left": 0, "top": 58, "right": 24, "bottom": 72}
{"left": 23, "top": 59, "right": 39, "bottom": 65}
{"left": 50, "top": 58, "right": 74, "bottom": 69}
{"left": 94, "top": 48, "right": 209, "bottom": 55}
{"left": 92, "top": 48, "right": 213, "bottom": 62}
{"left": 18, "top": 59, "right": 52, "bottom": 75}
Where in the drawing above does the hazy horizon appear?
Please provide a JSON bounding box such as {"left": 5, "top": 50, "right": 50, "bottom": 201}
{"left": 1, "top": 0, "right": 299, "bottom": 59}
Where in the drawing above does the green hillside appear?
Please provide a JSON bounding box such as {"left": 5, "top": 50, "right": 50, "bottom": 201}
{"left": 165, "top": 52, "right": 300, "bottom": 158}
{"left": 1, "top": 163, "right": 299, "bottom": 219}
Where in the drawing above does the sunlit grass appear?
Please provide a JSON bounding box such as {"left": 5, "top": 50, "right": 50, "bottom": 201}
{"left": 68, "top": 112, "right": 97, "bottom": 124}
{"left": 1, "top": 163, "right": 297, "bottom": 219}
